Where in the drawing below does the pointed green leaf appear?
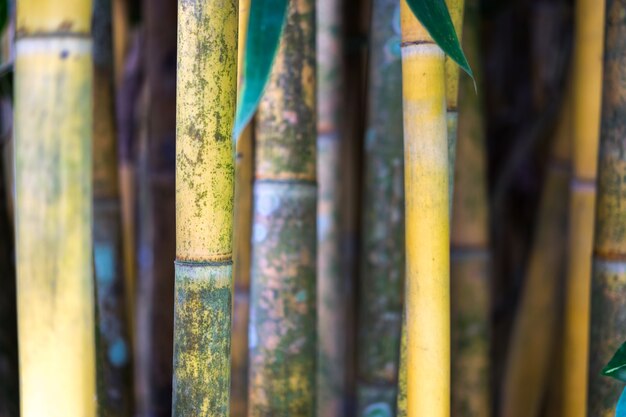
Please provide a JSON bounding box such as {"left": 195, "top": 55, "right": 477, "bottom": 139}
{"left": 405, "top": 0, "right": 473, "bottom": 80}
{"left": 603, "top": 341, "right": 626, "bottom": 383}
{"left": 232, "top": 0, "right": 289, "bottom": 141}
{"left": 617, "top": 386, "right": 626, "bottom": 416}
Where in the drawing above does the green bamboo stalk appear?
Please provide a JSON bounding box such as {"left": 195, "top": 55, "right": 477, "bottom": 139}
{"left": 317, "top": 0, "right": 345, "bottom": 411}
{"left": 92, "top": 1, "right": 134, "bottom": 415}
{"left": 135, "top": 0, "right": 177, "bottom": 414}
{"left": 172, "top": 0, "right": 237, "bottom": 414}
{"left": 587, "top": 1, "right": 626, "bottom": 414}
{"left": 248, "top": 0, "right": 317, "bottom": 413}
{"left": 15, "top": 1, "right": 97, "bottom": 415}
{"left": 355, "top": 0, "right": 404, "bottom": 413}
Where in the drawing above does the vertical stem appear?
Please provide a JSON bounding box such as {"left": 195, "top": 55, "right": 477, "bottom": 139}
{"left": 587, "top": 1, "right": 626, "bottom": 414}
{"left": 562, "top": 0, "right": 605, "bottom": 415}
{"left": 14, "top": 2, "right": 96, "bottom": 416}
{"left": 317, "top": 0, "right": 345, "bottom": 411}
{"left": 172, "top": 0, "right": 237, "bottom": 414}
{"left": 356, "top": 0, "right": 404, "bottom": 412}
{"left": 92, "top": 0, "right": 134, "bottom": 414}
{"left": 400, "top": 3, "right": 449, "bottom": 417}
{"left": 248, "top": 0, "right": 317, "bottom": 413}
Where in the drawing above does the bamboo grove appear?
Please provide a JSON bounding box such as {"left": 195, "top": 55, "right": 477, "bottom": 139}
{"left": 3, "top": 0, "right": 626, "bottom": 416}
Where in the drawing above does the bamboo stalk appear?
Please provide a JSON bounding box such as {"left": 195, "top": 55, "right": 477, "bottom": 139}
{"left": 500, "top": 97, "right": 571, "bottom": 417}
{"left": 172, "top": 0, "right": 237, "bottom": 414}
{"left": 587, "top": 1, "right": 626, "bottom": 414}
{"left": 450, "top": 0, "right": 490, "bottom": 413}
{"left": 317, "top": 0, "right": 345, "bottom": 411}
{"left": 248, "top": 0, "right": 317, "bottom": 413}
{"left": 14, "top": 1, "right": 96, "bottom": 415}
{"left": 561, "top": 0, "right": 605, "bottom": 415}
{"left": 92, "top": 0, "right": 134, "bottom": 414}
{"left": 231, "top": 0, "right": 252, "bottom": 412}
{"left": 135, "top": 0, "right": 177, "bottom": 414}
{"left": 400, "top": 3, "right": 449, "bottom": 417}
{"left": 355, "top": 0, "right": 404, "bottom": 412}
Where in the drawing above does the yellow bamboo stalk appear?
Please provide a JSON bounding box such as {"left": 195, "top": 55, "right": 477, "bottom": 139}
{"left": 172, "top": 0, "right": 238, "bottom": 413}
{"left": 500, "top": 95, "right": 571, "bottom": 417}
{"left": 14, "top": 1, "right": 96, "bottom": 416}
{"left": 400, "top": 3, "right": 450, "bottom": 417}
{"left": 561, "top": 0, "right": 605, "bottom": 415}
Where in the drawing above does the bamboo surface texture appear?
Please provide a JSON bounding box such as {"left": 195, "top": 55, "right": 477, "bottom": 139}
{"left": 450, "top": 0, "right": 490, "bottom": 413}
{"left": 562, "top": 0, "right": 605, "bottom": 415}
{"left": 172, "top": 0, "right": 237, "bottom": 414}
{"left": 500, "top": 97, "right": 571, "bottom": 417}
{"left": 231, "top": 0, "right": 252, "bottom": 412}
{"left": 92, "top": 0, "right": 134, "bottom": 415}
{"left": 248, "top": 0, "right": 317, "bottom": 413}
{"left": 317, "top": 0, "right": 345, "bottom": 411}
{"left": 356, "top": 0, "right": 404, "bottom": 412}
{"left": 15, "top": 1, "right": 97, "bottom": 415}
{"left": 587, "top": 1, "right": 626, "bottom": 415}
{"left": 400, "top": 3, "right": 450, "bottom": 416}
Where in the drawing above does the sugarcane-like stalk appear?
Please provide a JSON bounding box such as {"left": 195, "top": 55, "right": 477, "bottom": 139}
{"left": 450, "top": 0, "right": 490, "bottom": 413}
{"left": 15, "top": 1, "right": 96, "bottom": 415}
{"left": 400, "top": 3, "right": 449, "bottom": 416}
{"left": 172, "top": 0, "right": 237, "bottom": 414}
{"left": 92, "top": 0, "right": 134, "bottom": 414}
{"left": 500, "top": 98, "right": 570, "bottom": 417}
{"left": 317, "top": 0, "right": 345, "bottom": 411}
{"left": 231, "top": 0, "right": 252, "bottom": 413}
{"left": 248, "top": 0, "right": 317, "bottom": 413}
{"left": 561, "top": 0, "right": 605, "bottom": 415}
{"left": 587, "top": 1, "right": 626, "bottom": 414}
{"left": 355, "top": 0, "right": 404, "bottom": 412}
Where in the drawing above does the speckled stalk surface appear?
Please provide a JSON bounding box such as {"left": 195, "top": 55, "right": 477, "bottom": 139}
{"left": 92, "top": 0, "right": 134, "bottom": 415}
{"left": 249, "top": 0, "right": 317, "bottom": 412}
{"left": 356, "top": 0, "right": 404, "bottom": 412}
{"left": 588, "top": 1, "right": 626, "bottom": 414}
{"left": 173, "top": 0, "right": 237, "bottom": 414}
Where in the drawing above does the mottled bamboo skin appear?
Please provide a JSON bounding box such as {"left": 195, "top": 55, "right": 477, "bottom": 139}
{"left": 450, "top": 0, "right": 490, "bottom": 413}
{"left": 135, "top": 0, "right": 177, "bottom": 414}
{"left": 317, "top": 0, "right": 345, "bottom": 410}
{"left": 562, "top": 0, "right": 605, "bottom": 415}
{"left": 92, "top": 0, "right": 134, "bottom": 415}
{"left": 231, "top": 0, "right": 252, "bottom": 413}
{"left": 587, "top": 1, "right": 626, "bottom": 414}
{"left": 173, "top": 0, "right": 237, "bottom": 414}
{"left": 400, "top": 3, "right": 450, "bottom": 417}
{"left": 249, "top": 0, "right": 317, "bottom": 412}
{"left": 15, "top": 2, "right": 96, "bottom": 415}
{"left": 500, "top": 104, "right": 570, "bottom": 417}
{"left": 356, "top": 0, "right": 404, "bottom": 411}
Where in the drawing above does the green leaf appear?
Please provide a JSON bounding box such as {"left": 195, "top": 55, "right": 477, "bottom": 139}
{"left": 405, "top": 0, "right": 473, "bottom": 80}
{"left": 232, "top": 0, "right": 289, "bottom": 141}
{"left": 603, "top": 340, "right": 626, "bottom": 383}
{"left": 617, "top": 386, "right": 626, "bottom": 417}
{"left": 0, "top": 0, "right": 7, "bottom": 36}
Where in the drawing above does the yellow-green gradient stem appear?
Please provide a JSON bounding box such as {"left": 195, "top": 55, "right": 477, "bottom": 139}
{"left": 15, "top": 1, "right": 96, "bottom": 413}
{"left": 172, "top": 0, "right": 237, "bottom": 414}
{"left": 400, "top": 2, "right": 450, "bottom": 416}
{"left": 561, "top": 0, "right": 605, "bottom": 415}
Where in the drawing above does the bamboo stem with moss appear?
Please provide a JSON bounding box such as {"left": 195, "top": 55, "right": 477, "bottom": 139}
{"left": 586, "top": 1, "right": 626, "bottom": 414}
{"left": 356, "top": 0, "right": 404, "bottom": 414}
{"left": 14, "top": 1, "right": 97, "bottom": 415}
{"left": 561, "top": 0, "right": 605, "bottom": 415}
{"left": 92, "top": 0, "right": 134, "bottom": 414}
{"left": 248, "top": 0, "right": 317, "bottom": 413}
{"left": 355, "top": 0, "right": 404, "bottom": 413}
{"left": 172, "top": 0, "right": 237, "bottom": 414}
{"left": 317, "top": 0, "right": 345, "bottom": 412}
{"left": 500, "top": 97, "right": 571, "bottom": 417}
{"left": 450, "top": 0, "right": 490, "bottom": 413}
{"left": 400, "top": 3, "right": 450, "bottom": 416}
